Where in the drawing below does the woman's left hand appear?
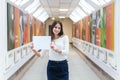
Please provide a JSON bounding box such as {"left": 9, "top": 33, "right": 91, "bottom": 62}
{"left": 50, "top": 42, "right": 55, "bottom": 50}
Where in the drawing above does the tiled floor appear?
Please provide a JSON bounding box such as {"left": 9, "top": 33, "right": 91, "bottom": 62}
{"left": 21, "top": 46, "right": 100, "bottom": 80}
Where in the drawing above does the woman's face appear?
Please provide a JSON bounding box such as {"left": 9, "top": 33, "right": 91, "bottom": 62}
{"left": 53, "top": 23, "right": 61, "bottom": 35}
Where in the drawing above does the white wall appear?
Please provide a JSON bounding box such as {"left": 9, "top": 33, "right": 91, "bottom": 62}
{"left": 0, "top": 0, "right": 7, "bottom": 79}
{"left": 45, "top": 18, "right": 73, "bottom": 42}
{"left": 0, "top": 1, "right": 34, "bottom": 80}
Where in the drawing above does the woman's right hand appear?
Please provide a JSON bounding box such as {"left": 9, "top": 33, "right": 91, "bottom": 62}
{"left": 30, "top": 43, "right": 34, "bottom": 49}
{"left": 30, "top": 43, "right": 40, "bottom": 57}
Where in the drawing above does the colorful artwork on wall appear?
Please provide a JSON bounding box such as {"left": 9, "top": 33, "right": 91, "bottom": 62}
{"left": 75, "top": 22, "right": 80, "bottom": 38}
{"left": 84, "top": 16, "right": 90, "bottom": 42}
{"left": 7, "top": 3, "right": 44, "bottom": 51}
{"left": 100, "top": 7, "right": 106, "bottom": 48}
{"left": 73, "top": 2, "right": 114, "bottom": 51}
{"left": 72, "top": 24, "right": 76, "bottom": 37}
{"left": 106, "top": 2, "right": 114, "bottom": 51}
{"left": 96, "top": 10, "right": 101, "bottom": 46}
{"left": 79, "top": 20, "right": 83, "bottom": 39}
{"left": 89, "top": 15, "right": 93, "bottom": 43}
{"left": 7, "top": 3, "right": 14, "bottom": 50}
{"left": 14, "top": 7, "right": 21, "bottom": 48}
{"left": 91, "top": 12, "right": 97, "bottom": 44}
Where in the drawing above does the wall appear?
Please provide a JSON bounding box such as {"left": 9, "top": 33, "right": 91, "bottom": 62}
{"left": 72, "top": 1, "right": 120, "bottom": 80}
{"left": 0, "top": 0, "right": 7, "bottom": 79}
{"left": 0, "top": 1, "right": 44, "bottom": 80}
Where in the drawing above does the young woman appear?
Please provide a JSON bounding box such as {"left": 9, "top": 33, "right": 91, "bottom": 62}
{"left": 31, "top": 20, "right": 69, "bottom": 80}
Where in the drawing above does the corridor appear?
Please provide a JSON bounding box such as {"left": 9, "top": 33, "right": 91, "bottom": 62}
{"left": 21, "top": 46, "right": 100, "bottom": 80}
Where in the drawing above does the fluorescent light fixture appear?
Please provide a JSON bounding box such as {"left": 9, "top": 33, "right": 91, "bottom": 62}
{"left": 75, "top": 7, "right": 87, "bottom": 18}
{"left": 70, "top": 13, "right": 82, "bottom": 22}
{"left": 59, "top": 16, "right": 65, "bottom": 18}
{"left": 79, "top": 3, "right": 92, "bottom": 14}
{"left": 28, "top": 3, "right": 40, "bottom": 13}
{"left": 98, "top": 0, "right": 105, "bottom": 5}
{"left": 59, "top": 9, "right": 68, "bottom": 11}
{"left": 70, "top": 6, "right": 86, "bottom": 22}
{"left": 33, "top": 7, "right": 44, "bottom": 17}
{"left": 15, "top": 0, "right": 21, "bottom": 5}
{"left": 51, "top": 17, "right": 55, "bottom": 20}
{"left": 69, "top": 14, "right": 81, "bottom": 22}
{"left": 19, "top": 0, "right": 29, "bottom": 6}
{"left": 38, "top": 12, "right": 47, "bottom": 19}
{"left": 71, "top": 12, "right": 79, "bottom": 18}
{"left": 91, "top": 0, "right": 106, "bottom": 6}
{"left": 79, "top": 0, "right": 95, "bottom": 14}
{"left": 10, "top": 0, "right": 16, "bottom": 2}
{"left": 73, "top": 11, "right": 82, "bottom": 20}
{"left": 72, "top": 11, "right": 82, "bottom": 20}
{"left": 41, "top": 15, "right": 49, "bottom": 22}
{"left": 38, "top": 13, "right": 49, "bottom": 22}
{"left": 25, "top": 0, "right": 39, "bottom": 11}
{"left": 105, "top": 0, "right": 111, "bottom": 3}
{"left": 81, "top": 0, "right": 95, "bottom": 11}
{"left": 90, "top": 0, "right": 101, "bottom": 6}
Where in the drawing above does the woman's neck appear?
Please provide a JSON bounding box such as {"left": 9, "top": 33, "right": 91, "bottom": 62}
{"left": 54, "top": 35, "right": 59, "bottom": 39}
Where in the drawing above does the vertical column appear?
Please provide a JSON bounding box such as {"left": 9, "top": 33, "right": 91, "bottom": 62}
{"left": 114, "top": 0, "right": 120, "bottom": 79}
{"left": 0, "top": 0, "right": 7, "bottom": 80}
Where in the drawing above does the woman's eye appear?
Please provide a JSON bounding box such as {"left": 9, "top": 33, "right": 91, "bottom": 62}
{"left": 54, "top": 26, "right": 60, "bottom": 29}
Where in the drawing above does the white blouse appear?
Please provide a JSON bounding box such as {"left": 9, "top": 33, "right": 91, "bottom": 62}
{"left": 40, "top": 35, "right": 69, "bottom": 61}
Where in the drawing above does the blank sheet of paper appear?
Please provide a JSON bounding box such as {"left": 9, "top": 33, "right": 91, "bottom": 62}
{"left": 33, "top": 36, "right": 51, "bottom": 50}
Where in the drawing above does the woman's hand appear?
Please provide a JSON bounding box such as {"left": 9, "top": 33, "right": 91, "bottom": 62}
{"left": 50, "top": 42, "right": 55, "bottom": 50}
{"left": 30, "top": 43, "right": 40, "bottom": 57}
{"left": 50, "top": 42, "right": 62, "bottom": 54}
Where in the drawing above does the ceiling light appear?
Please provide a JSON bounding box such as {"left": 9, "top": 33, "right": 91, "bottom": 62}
{"left": 15, "top": 0, "right": 21, "bottom": 5}
{"left": 91, "top": 0, "right": 106, "bottom": 6}
{"left": 59, "top": 16, "right": 65, "bottom": 18}
{"left": 90, "top": 0, "right": 101, "bottom": 6}
{"left": 10, "top": 0, "right": 16, "bottom": 2}
{"left": 81, "top": 0, "right": 95, "bottom": 11}
{"left": 79, "top": 0, "right": 95, "bottom": 14}
{"left": 59, "top": 9, "right": 68, "bottom": 11}
{"left": 38, "top": 13, "right": 49, "bottom": 22}
{"left": 79, "top": 3, "right": 92, "bottom": 14}
{"left": 19, "top": 0, "right": 29, "bottom": 6}
{"left": 38, "top": 12, "right": 47, "bottom": 18}
{"left": 70, "top": 12, "right": 82, "bottom": 22}
{"left": 105, "top": 0, "right": 111, "bottom": 3}
{"left": 51, "top": 17, "right": 55, "bottom": 20}
{"left": 75, "top": 7, "right": 87, "bottom": 18}
{"left": 40, "top": 15, "right": 49, "bottom": 22}
{"left": 25, "top": 0, "right": 39, "bottom": 11}
{"left": 28, "top": 3, "right": 40, "bottom": 13}
{"left": 69, "top": 14, "right": 81, "bottom": 22}
{"left": 33, "top": 7, "right": 44, "bottom": 17}
{"left": 98, "top": 0, "right": 105, "bottom": 5}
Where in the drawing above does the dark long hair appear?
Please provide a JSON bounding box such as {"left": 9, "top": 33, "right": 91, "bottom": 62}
{"left": 51, "top": 20, "right": 64, "bottom": 40}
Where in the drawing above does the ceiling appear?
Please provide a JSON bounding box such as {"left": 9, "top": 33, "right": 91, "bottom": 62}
{"left": 39, "top": 0, "right": 80, "bottom": 17}
{"left": 7, "top": 0, "right": 113, "bottom": 22}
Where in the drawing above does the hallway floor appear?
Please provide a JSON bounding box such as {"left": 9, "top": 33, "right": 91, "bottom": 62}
{"left": 21, "top": 46, "right": 100, "bottom": 80}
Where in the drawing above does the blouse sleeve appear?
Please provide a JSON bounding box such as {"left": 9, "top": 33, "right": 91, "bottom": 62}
{"left": 61, "top": 35, "right": 69, "bottom": 55}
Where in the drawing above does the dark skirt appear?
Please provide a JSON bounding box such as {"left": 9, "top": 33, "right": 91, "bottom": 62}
{"left": 47, "top": 60, "right": 69, "bottom": 80}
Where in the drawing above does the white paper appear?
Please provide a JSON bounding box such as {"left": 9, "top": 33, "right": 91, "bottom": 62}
{"left": 5, "top": 52, "right": 14, "bottom": 69}
{"left": 14, "top": 49, "right": 21, "bottom": 62}
{"left": 33, "top": 36, "right": 51, "bottom": 50}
